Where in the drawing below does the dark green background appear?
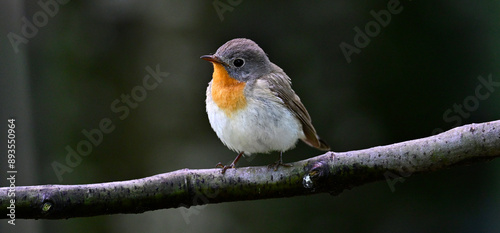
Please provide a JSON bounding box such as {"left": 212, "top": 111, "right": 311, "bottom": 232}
{"left": 1, "top": 0, "right": 499, "bottom": 232}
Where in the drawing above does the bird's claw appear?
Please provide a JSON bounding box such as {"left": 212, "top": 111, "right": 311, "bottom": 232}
{"left": 216, "top": 162, "right": 234, "bottom": 174}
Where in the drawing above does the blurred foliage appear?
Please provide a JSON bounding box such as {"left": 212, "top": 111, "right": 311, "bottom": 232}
{"left": 2, "top": 0, "right": 500, "bottom": 232}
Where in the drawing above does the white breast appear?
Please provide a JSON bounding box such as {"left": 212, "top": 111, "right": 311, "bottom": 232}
{"left": 206, "top": 79, "right": 304, "bottom": 155}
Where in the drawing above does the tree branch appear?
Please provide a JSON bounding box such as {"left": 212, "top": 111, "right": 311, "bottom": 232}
{"left": 2, "top": 120, "right": 499, "bottom": 219}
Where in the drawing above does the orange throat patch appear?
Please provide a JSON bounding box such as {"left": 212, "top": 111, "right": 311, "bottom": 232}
{"left": 210, "top": 63, "right": 247, "bottom": 117}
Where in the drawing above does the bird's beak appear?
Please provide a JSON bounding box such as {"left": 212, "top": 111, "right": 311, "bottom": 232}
{"left": 200, "top": 55, "right": 228, "bottom": 66}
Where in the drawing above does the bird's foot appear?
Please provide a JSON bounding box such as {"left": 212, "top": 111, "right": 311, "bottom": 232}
{"left": 215, "top": 162, "right": 235, "bottom": 174}
{"left": 216, "top": 152, "right": 244, "bottom": 174}
{"left": 267, "top": 160, "right": 293, "bottom": 171}
{"left": 268, "top": 152, "right": 293, "bottom": 171}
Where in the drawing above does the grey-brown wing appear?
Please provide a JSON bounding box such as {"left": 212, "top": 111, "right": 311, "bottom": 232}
{"left": 265, "top": 65, "right": 330, "bottom": 150}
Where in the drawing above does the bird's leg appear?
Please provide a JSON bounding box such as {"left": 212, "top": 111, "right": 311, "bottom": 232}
{"left": 268, "top": 151, "right": 293, "bottom": 171}
{"left": 216, "top": 151, "right": 244, "bottom": 174}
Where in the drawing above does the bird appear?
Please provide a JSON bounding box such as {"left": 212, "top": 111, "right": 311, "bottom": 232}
{"left": 201, "top": 38, "right": 329, "bottom": 173}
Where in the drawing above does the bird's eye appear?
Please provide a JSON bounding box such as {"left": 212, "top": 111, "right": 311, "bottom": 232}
{"left": 233, "top": 58, "right": 244, "bottom": 67}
